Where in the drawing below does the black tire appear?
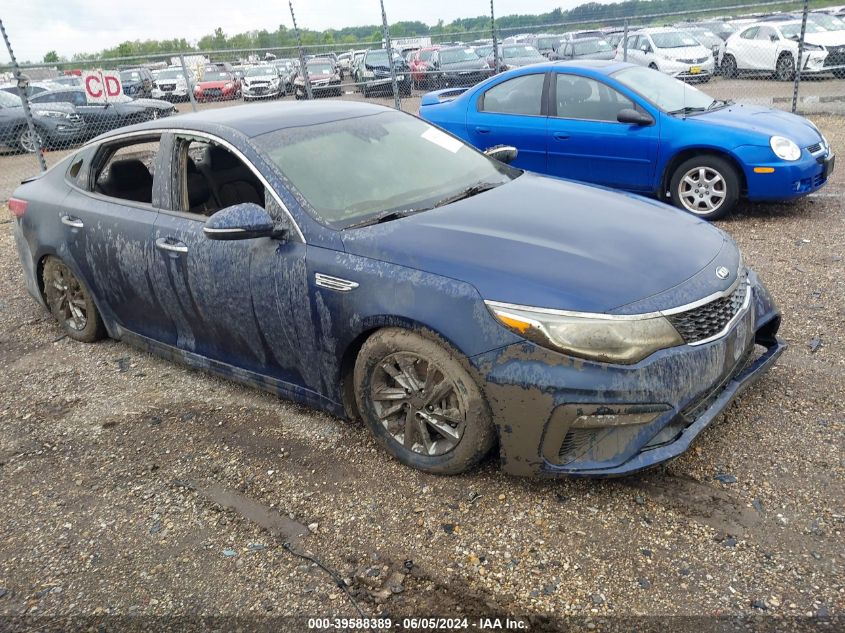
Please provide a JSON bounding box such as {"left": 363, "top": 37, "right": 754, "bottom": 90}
{"left": 669, "top": 155, "right": 740, "bottom": 220}
{"left": 42, "top": 257, "right": 106, "bottom": 343}
{"left": 775, "top": 53, "right": 795, "bottom": 82}
{"left": 17, "top": 126, "right": 45, "bottom": 153}
{"left": 721, "top": 54, "right": 738, "bottom": 79}
{"left": 362, "top": 85, "right": 369, "bottom": 98}
{"left": 354, "top": 328, "right": 495, "bottom": 475}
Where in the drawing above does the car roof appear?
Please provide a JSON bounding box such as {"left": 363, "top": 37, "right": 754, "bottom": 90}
{"left": 98, "top": 100, "right": 394, "bottom": 140}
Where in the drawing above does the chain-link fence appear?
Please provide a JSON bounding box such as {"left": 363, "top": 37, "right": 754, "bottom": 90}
{"left": 1, "top": 0, "right": 843, "bottom": 201}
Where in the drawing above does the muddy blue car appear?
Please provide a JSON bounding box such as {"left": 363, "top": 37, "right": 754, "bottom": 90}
{"left": 9, "top": 101, "right": 784, "bottom": 477}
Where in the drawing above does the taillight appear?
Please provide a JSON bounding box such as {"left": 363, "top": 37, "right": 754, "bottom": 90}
{"left": 8, "top": 197, "right": 27, "bottom": 218}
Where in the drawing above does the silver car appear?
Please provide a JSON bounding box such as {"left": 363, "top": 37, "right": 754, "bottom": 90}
{"left": 242, "top": 65, "right": 283, "bottom": 101}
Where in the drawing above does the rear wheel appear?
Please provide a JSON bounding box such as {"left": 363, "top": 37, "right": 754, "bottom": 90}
{"left": 42, "top": 257, "right": 106, "bottom": 343}
{"left": 669, "top": 155, "right": 739, "bottom": 220}
{"left": 354, "top": 328, "right": 495, "bottom": 475}
{"left": 721, "top": 54, "right": 738, "bottom": 79}
{"left": 775, "top": 53, "right": 795, "bottom": 81}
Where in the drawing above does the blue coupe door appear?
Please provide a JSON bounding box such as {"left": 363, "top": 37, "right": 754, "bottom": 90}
{"left": 546, "top": 73, "right": 658, "bottom": 191}
{"left": 466, "top": 72, "right": 548, "bottom": 173}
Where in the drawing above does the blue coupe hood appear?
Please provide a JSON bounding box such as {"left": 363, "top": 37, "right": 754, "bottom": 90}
{"left": 689, "top": 104, "right": 822, "bottom": 146}
{"left": 342, "top": 173, "right": 731, "bottom": 313}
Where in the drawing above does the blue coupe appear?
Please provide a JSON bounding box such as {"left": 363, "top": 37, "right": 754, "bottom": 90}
{"left": 420, "top": 60, "right": 834, "bottom": 219}
{"left": 11, "top": 101, "right": 784, "bottom": 477}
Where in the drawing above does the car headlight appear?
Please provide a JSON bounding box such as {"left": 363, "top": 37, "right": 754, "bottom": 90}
{"left": 486, "top": 301, "right": 684, "bottom": 365}
{"left": 770, "top": 135, "right": 801, "bottom": 161}
{"left": 804, "top": 43, "right": 824, "bottom": 51}
{"left": 35, "top": 110, "right": 70, "bottom": 119}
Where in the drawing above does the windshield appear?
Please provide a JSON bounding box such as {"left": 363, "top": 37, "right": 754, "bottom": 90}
{"left": 441, "top": 48, "right": 479, "bottom": 64}
{"left": 811, "top": 13, "right": 845, "bottom": 30}
{"left": 781, "top": 22, "right": 824, "bottom": 38}
{"left": 307, "top": 62, "right": 334, "bottom": 75}
{"left": 120, "top": 71, "right": 142, "bottom": 81}
{"left": 503, "top": 45, "right": 544, "bottom": 60}
{"left": 650, "top": 32, "right": 702, "bottom": 48}
{"left": 613, "top": 65, "right": 713, "bottom": 112}
{"left": 203, "top": 71, "right": 231, "bottom": 80}
{"left": 536, "top": 37, "right": 560, "bottom": 49}
{"left": 419, "top": 49, "right": 435, "bottom": 61}
{"left": 0, "top": 91, "right": 21, "bottom": 107}
{"left": 366, "top": 50, "right": 400, "bottom": 65}
{"left": 157, "top": 68, "right": 185, "bottom": 79}
{"left": 474, "top": 46, "right": 493, "bottom": 57}
{"left": 574, "top": 39, "right": 613, "bottom": 54}
{"left": 253, "top": 110, "right": 515, "bottom": 229}
{"left": 246, "top": 66, "right": 275, "bottom": 77}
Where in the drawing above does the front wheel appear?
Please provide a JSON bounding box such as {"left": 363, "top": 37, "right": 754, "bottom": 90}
{"left": 669, "top": 155, "right": 739, "bottom": 220}
{"left": 721, "top": 54, "right": 738, "bottom": 79}
{"left": 354, "top": 328, "right": 496, "bottom": 475}
{"left": 42, "top": 257, "right": 106, "bottom": 343}
{"left": 17, "top": 126, "right": 45, "bottom": 153}
{"left": 775, "top": 53, "right": 795, "bottom": 81}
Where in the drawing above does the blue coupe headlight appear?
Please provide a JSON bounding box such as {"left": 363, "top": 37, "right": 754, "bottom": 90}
{"left": 770, "top": 136, "right": 801, "bottom": 161}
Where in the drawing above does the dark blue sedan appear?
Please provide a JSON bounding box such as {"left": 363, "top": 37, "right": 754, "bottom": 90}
{"left": 10, "top": 101, "right": 784, "bottom": 477}
{"left": 419, "top": 60, "right": 834, "bottom": 219}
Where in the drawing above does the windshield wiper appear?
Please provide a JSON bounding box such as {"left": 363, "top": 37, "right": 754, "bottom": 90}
{"left": 707, "top": 98, "right": 733, "bottom": 110}
{"left": 344, "top": 208, "right": 423, "bottom": 229}
{"left": 668, "top": 105, "right": 708, "bottom": 116}
{"left": 432, "top": 181, "right": 500, "bottom": 208}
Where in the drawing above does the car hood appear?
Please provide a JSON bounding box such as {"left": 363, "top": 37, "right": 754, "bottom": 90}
{"left": 804, "top": 31, "right": 845, "bottom": 46}
{"left": 441, "top": 59, "right": 488, "bottom": 71}
{"left": 127, "top": 98, "right": 174, "bottom": 110}
{"left": 505, "top": 57, "right": 546, "bottom": 66}
{"left": 29, "top": 102, "right": 77, "bottom": 115}
{"left": 244, "top": 75, "right": 277, "bottom": 83}
{"left": 197, "top": 80, "right": 231, "bottom": 88}
{"left": 686, "top": 104, "right": 823, "bottom": 146}
{"left": 661, "top": 44, "right": 711, "bottom": 58}
{"left": 341, "top": 173, "right": 730, "bottom": 313}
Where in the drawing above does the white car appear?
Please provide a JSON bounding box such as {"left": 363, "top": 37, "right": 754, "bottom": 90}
{"left": 616, "top": 28, "right": 715, "bottom": 81}
{"left": 151, "top": 67, "right": 195, "bottom": 102}
{"left": 808, "top": 12, "right": 845, "bottom": 77}
{"left": 719, "top": 21, "right": 832, "bottom": 81}
{"left": 241, "top": 65, "right": 283, "bottom": 101}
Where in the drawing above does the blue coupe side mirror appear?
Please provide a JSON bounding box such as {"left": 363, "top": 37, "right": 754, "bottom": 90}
{"left": 203, "top": 202, "right": 279, "bottom": 240}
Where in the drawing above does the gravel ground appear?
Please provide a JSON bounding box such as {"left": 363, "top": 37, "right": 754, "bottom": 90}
{"left": 0, "top": 112, "right": 842, "bottom": 631}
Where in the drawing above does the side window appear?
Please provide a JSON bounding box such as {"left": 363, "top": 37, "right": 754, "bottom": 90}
{"left": 65, "top": 151, "right": 91, "bottom": 189}
{"left": 479, "top": 73, "right": 545, "bottom": 116}
{"left": 741, "top": 27, "right": 759, "bottom": 40}
{"left": 555, "top": 75, "right": 634, "bottom": 122}
{"left": 32, "top": 92, "right": 54, "bottom": 103}
{"left": 176, "top": 138, "right": 266, "bottom": 217}
{"left": 93, "top": 137, "right": 161, "bottom": 204}
{"left": 756, "top": 26, "right": 776, "bottom": 41}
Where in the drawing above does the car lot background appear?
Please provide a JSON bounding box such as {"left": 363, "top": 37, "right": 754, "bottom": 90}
{"left": 0, "top": 1, "right": 843, "bottom": 628}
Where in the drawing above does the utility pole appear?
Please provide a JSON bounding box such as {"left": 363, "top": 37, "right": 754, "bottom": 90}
{"left": 289, "top": 1, "right": 312, "bottom": 99}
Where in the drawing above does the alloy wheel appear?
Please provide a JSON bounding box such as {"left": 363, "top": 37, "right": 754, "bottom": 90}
{"left": 370, "top": 352, "right": 466, "bottom": 456}
{"left": 677, "top": 165, "right": 728, "bottom": 215}
{"left": 45, "top": 261, "right": 88, "bottom": 332}
{"left": 19, "top": 128, "right": 43, "bottom": 153}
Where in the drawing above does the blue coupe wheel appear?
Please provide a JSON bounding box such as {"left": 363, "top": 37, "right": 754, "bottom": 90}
{"left": 670, "top": 155, "right": 739, "bottom": 220}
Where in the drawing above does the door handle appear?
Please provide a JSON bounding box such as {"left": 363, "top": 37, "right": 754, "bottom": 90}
{"left": 60, "top": 215, "right": 84, "bottom": 229}
{"left": 553, "top": 133, "right": 570, "bottom": 140}
{"left": 155, "top": 237, "right": 188, "bottom": 254}
{"left": 475, "top": 126, "right": 491, "bottom": 134}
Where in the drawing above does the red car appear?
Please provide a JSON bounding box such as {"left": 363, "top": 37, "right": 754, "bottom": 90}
{"left": 410, "top": 46, "right": 441, "bottom": 88}
{"left": 194, "top": 65, "right": 241, "bottom": 101}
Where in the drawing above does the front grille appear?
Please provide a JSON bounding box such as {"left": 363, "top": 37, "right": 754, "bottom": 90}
{"left": 205, "top": 88, "right": 222, "bottom": 97}
{"left": 678, "top": 56, "right": 709, "bottom": 64}
{"left": 68, "top": 114, "right": 82, "bottom": 124}
{"left": 667, "top": 275, "right": 748, "bottom": 344}
{"left": 159, "top": 83, "right": 176, "bottom": 91}
{"left": 807, "top": 142, "right": 822, "bottom": 154}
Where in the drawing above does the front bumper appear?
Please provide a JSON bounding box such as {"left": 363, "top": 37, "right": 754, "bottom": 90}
{"left": 471, "top": 271, "right": 784, "bottom": 477}
{"left": 152, "top": 87, "right": 188, "bottom": 100}
{"left": 660, "top": 58, "right": 715, "bottom": 80}
{"left": 243, "top": 86, "right": 282, "bottom": 99}
{"left": 737, "top": 144, "right": 834, "bottom": 200}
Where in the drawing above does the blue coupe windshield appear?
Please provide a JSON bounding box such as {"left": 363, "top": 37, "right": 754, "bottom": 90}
{"left": 613, "top": 65, "right": 713, "bottom": 112}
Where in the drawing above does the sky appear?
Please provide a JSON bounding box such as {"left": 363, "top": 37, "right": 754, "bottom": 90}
{"left": 0, "top": 0, "right": 604, "bottom": 64}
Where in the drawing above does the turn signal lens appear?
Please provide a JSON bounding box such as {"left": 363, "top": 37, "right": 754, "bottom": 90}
{"left": 8, "top": 197, "right": 27, "bottom": 218}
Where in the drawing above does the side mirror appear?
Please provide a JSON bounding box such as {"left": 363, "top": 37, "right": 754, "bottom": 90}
{"left": 617, "top": 108, "right": 654, "bottom": 126}
{"left": 203, "top": 202, "right": 281, "bottom": 240}
{"left": 484, "top": 145, "right": 518, "bottom": 164}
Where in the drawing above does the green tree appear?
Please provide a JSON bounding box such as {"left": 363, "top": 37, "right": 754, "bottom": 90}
{"left": 43, "top": 50, "right": 59, "bottom": 63}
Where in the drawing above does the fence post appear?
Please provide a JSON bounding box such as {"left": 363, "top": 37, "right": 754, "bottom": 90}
{"left": 179, "top": 54, "right": 198, "bottom": 112}
{"left": 0, "top": 19, "right": 47, "bottom": 172}
{"left": 289, "top": 0, "right": 312, "bottom": 100}
{"left": 491, "top": 0, "right": 500, "bottom": 74}
{"left": 791, "top": 0, "right": 809, "bottom": 114}
{"left": 379, "top": 0, "right": 401, "bottom": 110}
{"left": 623, "top": 19, "right": 629, "bottom": 62}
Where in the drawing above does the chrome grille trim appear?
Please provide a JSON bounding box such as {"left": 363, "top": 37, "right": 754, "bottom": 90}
{"left": 315, "top": 273, "right": 359, "bottom": 292}
{"left": 667, "top": 272, "right": 751, "bottom": 346}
